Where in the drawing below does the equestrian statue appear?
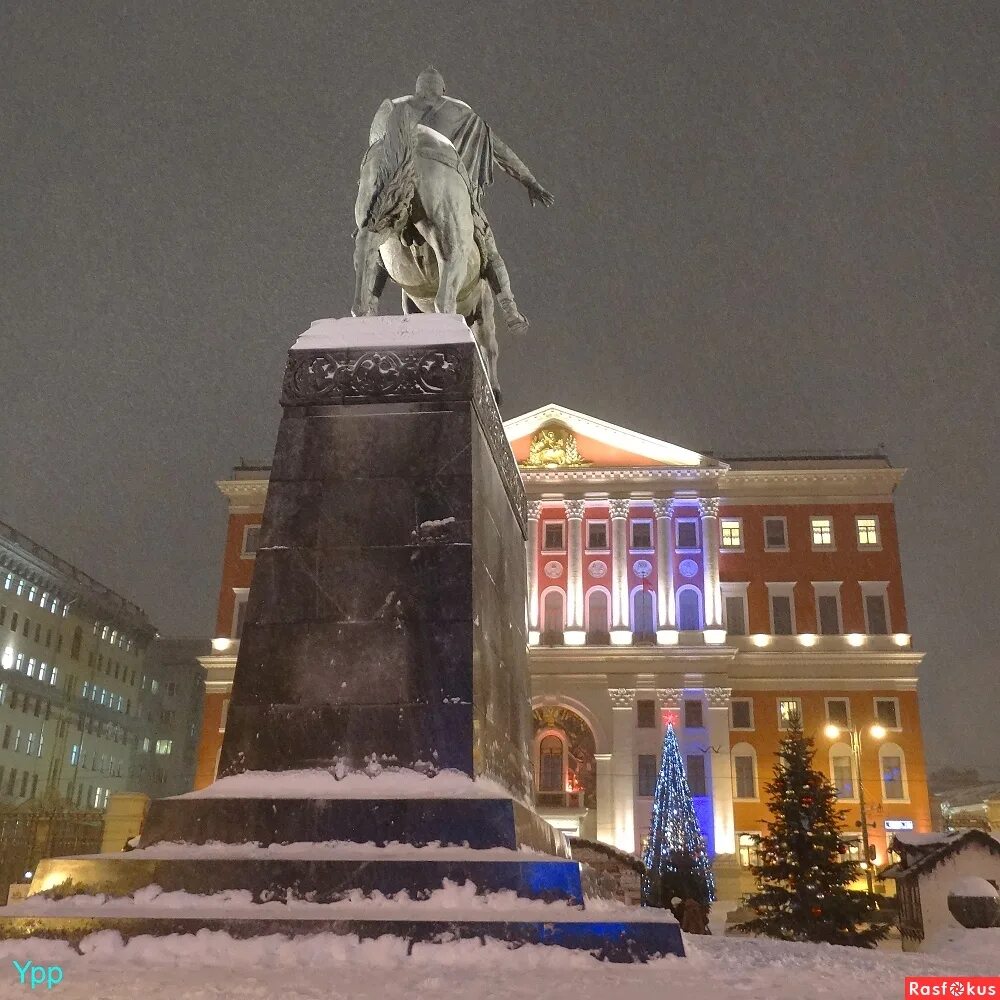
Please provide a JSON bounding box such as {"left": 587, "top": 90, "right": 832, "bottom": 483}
{"left": 351, "top": 68, "right": 554, "bottom": 400}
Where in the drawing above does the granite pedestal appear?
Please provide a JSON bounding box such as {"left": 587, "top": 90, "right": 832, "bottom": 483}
{"left": 0, "top": 316, "right": 683, "bottom": 961}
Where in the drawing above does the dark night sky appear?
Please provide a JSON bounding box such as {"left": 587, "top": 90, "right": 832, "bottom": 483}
{"left": 1, "top": 2, "right": 997, "bottom": 773}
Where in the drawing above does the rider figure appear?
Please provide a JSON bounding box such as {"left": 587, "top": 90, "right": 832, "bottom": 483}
{"left": 384, "top": 67, "right": 554, "bottom": 334}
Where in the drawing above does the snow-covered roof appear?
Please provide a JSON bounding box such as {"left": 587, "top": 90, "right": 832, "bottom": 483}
{"left": 882, "top": 829, "right": 1000, "bottom": 881}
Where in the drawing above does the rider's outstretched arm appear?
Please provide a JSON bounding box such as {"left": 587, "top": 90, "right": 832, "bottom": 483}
{"left": 492, "top": 135, "right": 555, "bottom": 206}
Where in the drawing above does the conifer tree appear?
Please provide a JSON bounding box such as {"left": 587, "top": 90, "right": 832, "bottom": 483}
{"left": 742, "top": 719, "right": 887, "bottom": 947}
{"left": 641, "top": 722, "right": 715, "bottom": 907}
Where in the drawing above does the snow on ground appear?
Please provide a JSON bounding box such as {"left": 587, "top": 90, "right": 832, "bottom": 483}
{"left": 0, "top": 929, "right": 997, "bottom": 999}
{"left": 179, "top": 767, "right": 514, "bottom": 800}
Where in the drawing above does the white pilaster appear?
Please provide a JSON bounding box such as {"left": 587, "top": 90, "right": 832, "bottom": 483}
{"left": 526, "top": 501, "right": 541, "bottom": 642}
{"left": 699, "top": 497, "right": 724, "bottom": 634}
{"left": 608, "top": 498, "right": 631, "bottom": 644}
{"left": 653, "top": 497, "right": 677, "bottom": 644}
{"left": 564, "top": 499, "right": 586, "bottom": 643}
{"left": 706, "top": 686, "right": 736, "bottom": 855}
{"left": 595, "top": 753, "right": 614, "bottom": 845}
{"left": 609, "top": 686, "right": 636, "bottom": 852}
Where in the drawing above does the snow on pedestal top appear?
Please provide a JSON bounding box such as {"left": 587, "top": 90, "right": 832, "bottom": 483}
{"left": 292, "top": 314, "right": 474, "bottom": 351}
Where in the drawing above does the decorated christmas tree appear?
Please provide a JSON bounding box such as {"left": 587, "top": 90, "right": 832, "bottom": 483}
{"left": 742, "top": 719, "right": 887, "bottom": 947}
{"left": 641, "top": 722, "right": 715, "bottom": 907}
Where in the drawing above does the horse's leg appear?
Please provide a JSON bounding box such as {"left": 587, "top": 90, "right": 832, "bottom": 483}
{"left": 351, "top": 227, "right": 387, "bottom": 317}
{"left": 401, "top": 291, "right": 422, "bottom": 314}
{"left": 476, "top": 282, "right": 502, "bottom": 404}
{"left": 427, "top": 219, "right": 466, "bottom": 315}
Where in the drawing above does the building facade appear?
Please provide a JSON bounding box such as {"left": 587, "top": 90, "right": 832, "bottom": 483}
{"left": 0, "top": 520, "right": 157, "bottom": 812}
{"left": 195, "top": 404, "right": 932, "bottom": 896}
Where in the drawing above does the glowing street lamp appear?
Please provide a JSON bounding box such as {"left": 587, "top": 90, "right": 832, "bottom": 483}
{"left": 824, "top": 722, "right": 886, "bottom": 895}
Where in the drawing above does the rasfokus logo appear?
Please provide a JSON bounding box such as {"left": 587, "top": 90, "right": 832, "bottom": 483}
{"left": 906, "top": 979, "right": 1000, "bottom": 997}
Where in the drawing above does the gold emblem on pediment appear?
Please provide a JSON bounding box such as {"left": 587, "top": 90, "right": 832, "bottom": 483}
{"left": 522, "top": 426, "right": 592, "bottom": 469}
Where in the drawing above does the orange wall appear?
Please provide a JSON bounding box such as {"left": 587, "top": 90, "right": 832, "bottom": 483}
{"left": 194, "top": 691, "right": 228, "bottom": 790}
{"left": 730, "top": 689, "right": 931, "bottom": 862}
{"left": 214, "top": 514, "right": 259, "bottom": 637}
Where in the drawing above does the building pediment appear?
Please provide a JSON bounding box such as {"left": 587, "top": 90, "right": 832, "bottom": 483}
{"left": 504, "top": 404, "right": 724, "bottom": 471}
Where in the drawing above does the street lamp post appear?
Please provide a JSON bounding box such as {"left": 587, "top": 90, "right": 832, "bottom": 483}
{"left": 824, "top": 722, "right": 886, "bottom": 896}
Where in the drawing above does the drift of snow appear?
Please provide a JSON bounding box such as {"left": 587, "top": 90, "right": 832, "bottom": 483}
{"left": 179, "top": 767, "right": 514, "bottom": 800}
{"left": 0, "top": 928, "right": 997, "bottom": 1000}
{"left": 948, "top": 876, "right": 999, "bottom": 898}
{"left": 292, "top": 314, "right": 472, "bottom": 351}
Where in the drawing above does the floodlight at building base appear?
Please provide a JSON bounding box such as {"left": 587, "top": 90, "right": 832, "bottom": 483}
{"left": 703, "top": 629, "right": 727, "bottom": 645}
{"left": 610, "top": 629, "right": 633, "bottom": 646}
{"left": 528, "top": 630, "right": 540, "bottom": 647}
{"left": 563, "top": 629, "right": 586, "bottom": 646}
{"left": 656, "top": 629, "right": 679, "bottom": 646}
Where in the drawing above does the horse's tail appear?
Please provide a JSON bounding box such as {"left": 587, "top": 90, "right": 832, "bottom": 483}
{"left": 362, "top": 100, "right": 417, "bottom": 234}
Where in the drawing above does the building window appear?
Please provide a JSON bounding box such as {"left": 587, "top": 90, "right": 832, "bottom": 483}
{"left": 676, "top": 520, "right": 699, "bottom": 551}
{"left": 733, "top": 751, "right": 757, "bottom": 800}
{"left": 814, "top": 585, "right": 843, "bottom": 635}
{"left": 874, "top": 697, "right": 900, "bottom": 730}
{"left": 778, "top": 698, "right": 802, "bottom": 730}
{"left": 686, "top": 755, "right": 707, "bottom": 796}
{"left": 730, "top": 698, "right": 754, "bottom": 730}
{"left": 676, "top": 587, "right": 702, "bottom": 631}
{"left": 541, "top": 589, "right": 565, "bottom": 643}
{"left": 637, "top": 754, "right": 658, "bottom": 797}
{"left": 767, "top": 585, "right": 796, "bottom": 635}
{"left": 155, "top": 739, "right": 173, "bottom": 755}
{"left": 763, "top": 517, "right": 788, "bottom": 551}
{"left": 9, "top": 612, "right": 17, "bottom": 631}
{"left": 723, "top": 591, "right": 747, "bottom": 635}
{"left": 825, "top": 698, "right": 851, "bottom": 727}
{"left": 861, "top": 585, "right": 890, "bottom": 635}
{"left": 636, "top": 699, "right": 657, "bottom": 729}
{"left": 241, "top": 524, "right": 261, "bottom": 558}
{"left": 856, "top": 516, "right": 880, "bottom": 548}
{"left": 684, "top": 699, "right": 704, "bottom": 729}
{"left": 810, "top": 517, "right": 835, "bottom": 549}
{"left": 880, "top": 745, "right": 907, "bottom": 801}
{"left": 831, "top": 748, "right": 855, "bottom": 800}
{"left": 738, "top": 833, "right": 761, "bottom": 868}
{"left": 720, "top": 518, "right": 743, "bottom": 550}
{"left": 538, "top": 734, "right": 563, "bottom": 792}
{"left": 586, "top": 589, "right": 609, "bottom": 641}
{"left": 542, "top": 522, "right": 565, "bottom": 551}
{"left": 586, "top": 521, "right": 608, "bottom": 550}
{"left": 70, "top": 627, "right": 82, "bottom": 660}
{"left": 628, "top": 520, "right": 652, "bottom": 550}
{"left": 231, "top": 591, "right": 249, "bottom": 639}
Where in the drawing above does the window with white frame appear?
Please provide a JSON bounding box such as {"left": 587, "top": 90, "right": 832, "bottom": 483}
{"left": 721, "top": 583, "right": 748, "bottom": 635}
{"left": 767, "top": 583, "right": 796, "bottom": 635}
{"left": 542, "top": 522, "right": 565, "bottom": 551}
{"left": 155, "top": 739, "right": 173, "bottom": 755}
{"left": 738, "top": 832, "right": 761, "bottom": 868}
{"left": 856, "top": 516, "right": 881, "bottom": 548}
{"left": 810, "top": 517, "right": 835, "bottom": 549}
{"left": 874, "top": 697, "right": 900, "bottom": 730}
{"left": 825, "top": 698, "right": 851, "bottom": 728}
{"left": 231, "top": 590, "right": 249, "bottom": 639}
{"left": 763, "top": 517, "right": 788, "bottom": 551}
{"left": 861, "top": 582, "right": 890, "bottom": 635}
{"left": 630, "top": 520, "right": 653, "bottom": 550}
{"left": 720, "top": 518, "right": 743, "bottom": 550}
{"left": 730, "top": 698, "right": 754, "bottom": 730}
{"left": 241, "top": 524, "right": 261, "bottom": 558}
{"left": 778, "top": 698, "right": 802, "bottom": 730}
{"left": 814, "top": 583, "right": 843, "bottom": 635}
{"left": 676, "top": 519, "right": 699, "bottom": 550}
{"left": 586, "top": 521, "right": 608, "bottom": 550}
{"left": 879, "top": 745, "right": 907, "bottom": 801}
{"left": 732, "top": 746, "right": 757, "bottom": 800}
{"left": 830, "top": 745, "right": 856, "bottom": 799}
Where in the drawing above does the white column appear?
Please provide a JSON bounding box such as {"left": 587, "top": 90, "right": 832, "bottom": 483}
{"left": 526, "top": 501, "right": 541, "bottom": 643}
{"left": 653, "top": 497, "right": 677, "bottom": 644}
{"left": 699, "top": 497, "right": 724, "bottom": 639}
{"left": 564, "top": 499, "right": 586, "bottom": 645}
{"left": 609, "top": 687, "right": 636, "bottom": 852}
{"left": 608, "top": 498, "right": 631, "bottom": 645}
{"left": 595, "top": 753, "right": 614, "bottom": 845}
{"left": 706, "top": 687, "right": 736, "bottom": 855}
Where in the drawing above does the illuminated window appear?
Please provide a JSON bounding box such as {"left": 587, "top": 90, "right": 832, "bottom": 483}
{"left": 720, "top": 518, "right": 743, "bottom": 549}
{"left": 3, "top": 573, "right": 12, "bottom": 591}
{"left": 155, "top": 739, "right": 173, "bottom": 755}
{"left": 856, "top": 516, "right": 880, "bottom": 548}
{"left": 16, "top": 579, "right": 25, "bottom": 596}
{"left": 778, "top": 698, "right": 802, "bottom": 730}
{"left": 810, "top": 517, "right": 835, "bottom": 549}
{"left": 738, "top": 833, "right": 761, "bottom": 868}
